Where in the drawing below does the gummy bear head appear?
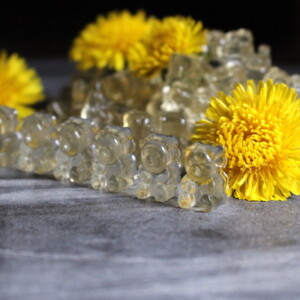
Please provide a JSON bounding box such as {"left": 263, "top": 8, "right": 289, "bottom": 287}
{"left": 20, "top": 113, "right": 57, "bottom": 149}
{"left": 58, "top": 117, "right": 96, "bottom": 156}
{"left": 140, "top": 133, "right": 180, "bottom": 174}
{"left": 185, "top": 143, "right": 226, "bottom": 184}
{"left": 95, "top": 125, "right": 135, "bottom": 165}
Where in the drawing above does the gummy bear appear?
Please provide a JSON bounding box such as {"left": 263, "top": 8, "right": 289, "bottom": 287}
{"left": 17, "top": 113, "right": 58, "bottom": 174}
{"left": 91, "top": 125, "right": 136, "bottom": 193}
{"left": 178, "top": 143, "right": 228, "bottom": 212}
{"left": 53, "top": 117, "right": 96, "bottom": 184}
{"left": 135, "top": 133, "right": 181, "bottom": 202}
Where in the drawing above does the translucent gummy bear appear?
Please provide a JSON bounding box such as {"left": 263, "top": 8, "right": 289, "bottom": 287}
{"left": 165, "top": 54, "right": 212, "bottom": 87}
{"left": 0, "top": 106, "right": 22, "bottom": 168}
{"left": 178, "top": 143, "right": 228, "bottom": 212}
{"left": 17, "top": 113, "right": 58, "bottom": 174}
{"left": 221, "top": 29, "right": 254, "bottom": 67}
{"left": 123, "top": 109, "right": 154, "bottom": 164}
{"left": 101, "top": 70, "right": 161, "bottom": 110}
{"left": 161, "top": 54, "right": 212, "bottom": 114}
{"left": 81, "top": 80, "right": 124, "bottom": 128}
{"left": 155, "top": 111, "right": 188, "bottom": 159}
{"left": 53, "top": 117, "right": 96, "bottom": 184}
{"left": 183, "top": 87, "right": 216, "bottom": 135}
{"left": 20, "top": 113, "right": 57, "bottom": 149}
{"left": 135, "top": 134, "right": 181, "bottom": 202}
{"left": 91, "top": 125, "right": 136, "bottom": 193}
{"left": 206, "top": 30, "right": 225, "bottom": 62}
{"left": 156, "top": 111, "right": 187, "bottom": 139}
{"left": 161, "top": 81, "right": 195, "bottom": 112}
{"left": 208, "top": 65, "right": 247, "bottom": 94}
{"left": 71, "top": 69, "right": 105, "bottom": 116}
{"left": 245, "top": 44, "right": 272, "bottom": 81}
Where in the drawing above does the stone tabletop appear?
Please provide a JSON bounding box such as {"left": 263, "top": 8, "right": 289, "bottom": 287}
{"left": 0, "top": 61, "right": 300, "bottom": 300}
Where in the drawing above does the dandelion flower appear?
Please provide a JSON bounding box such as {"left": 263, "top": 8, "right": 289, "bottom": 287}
{"left": 129, "top": 16, "right": 207, "bottom": 77}
{"left": 192, "top": 80, "right": 300, "bottom": 201}
{"left": 0, "top": 51, "right": 44, "bottom": 118}
{"left": 70, "top": 10, "right": 150, "bottom": 71}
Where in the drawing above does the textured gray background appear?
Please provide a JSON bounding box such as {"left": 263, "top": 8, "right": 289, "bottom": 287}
{"left": 0, "top": 61, "right": 300, "bottom": 300}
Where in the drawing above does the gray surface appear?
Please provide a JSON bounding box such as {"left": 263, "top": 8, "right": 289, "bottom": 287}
{"left": 1, "top": 61, "right": 300, "bottom": 300}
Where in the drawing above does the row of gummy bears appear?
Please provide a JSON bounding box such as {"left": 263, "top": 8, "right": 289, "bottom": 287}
{"left": 0, "top": 106, "right": 228, "bottom": 212}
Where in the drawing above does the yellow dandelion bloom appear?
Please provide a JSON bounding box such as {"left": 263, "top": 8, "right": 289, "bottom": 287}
{"left": 70, "top": 10, "right": 150, "bottom": 71}
{"left": 128, "top": 16, "right": 207, "bottom": 77}
{"left": 192, "top": 80, "right": 300, "bottom": 201}
{"left": 0, "top": 51, "right": 44, "bottom": 118}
